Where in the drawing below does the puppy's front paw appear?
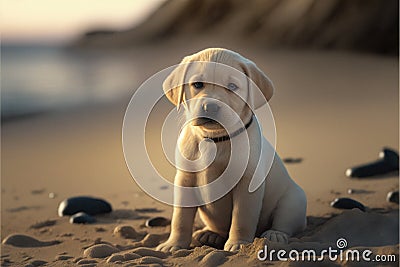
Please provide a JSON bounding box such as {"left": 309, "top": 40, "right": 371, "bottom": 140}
{"left": 193, "top": 229, "right": 226, "bottom": 249}
{"left": 224, "top": 240, "right": 250, "bottom": 252}
{"left": 156, "top": 239, "right": 189, "bottom": 252}
{"left": 261, "top": 230, "right": 288, "bottom": 244}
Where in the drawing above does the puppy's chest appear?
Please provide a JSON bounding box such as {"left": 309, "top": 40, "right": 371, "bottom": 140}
{"left": 197, "top": 145, "right": 230, "bottom": 185}
{"left": 204, "top": 143, "right": 231, "bottom": 176}
{"left": 179, "top": 139, "right": 230, "bottom": 175}
{"left": 179, "top": 137, "right": 230, "bottom": 162}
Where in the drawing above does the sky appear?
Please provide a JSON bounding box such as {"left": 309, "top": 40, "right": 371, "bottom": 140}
{"left": 1, "top": 0, "right": 165, "bottom": 43}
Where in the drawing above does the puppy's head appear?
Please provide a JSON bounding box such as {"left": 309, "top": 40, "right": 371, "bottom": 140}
{"left": 163, "top": 48, "right": 274, "bottom": 134}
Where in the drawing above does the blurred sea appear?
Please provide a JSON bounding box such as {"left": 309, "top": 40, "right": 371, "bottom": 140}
{"left": 1, "top": 44, "right": 137, "bottom": 120}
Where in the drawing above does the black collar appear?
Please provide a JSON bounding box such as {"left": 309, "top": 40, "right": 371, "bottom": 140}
{"left": 204, "top": 116, "right": 253, "bottom": 143}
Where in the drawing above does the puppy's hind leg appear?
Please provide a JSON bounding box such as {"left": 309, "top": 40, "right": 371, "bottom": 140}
{"left": 193, "top": 228, "right": 227, "bottom": 249}
{"left": 261, "top": 186, "right": 307, "bottom": 244}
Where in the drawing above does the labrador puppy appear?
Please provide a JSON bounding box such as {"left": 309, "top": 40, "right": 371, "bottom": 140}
{"left": 157, "top": 48, "right": 306, "bottom": 252}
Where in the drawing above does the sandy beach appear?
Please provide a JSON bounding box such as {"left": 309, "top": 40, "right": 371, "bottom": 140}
{"left": 1, "top": 43, "right": 398, "bottom": 266}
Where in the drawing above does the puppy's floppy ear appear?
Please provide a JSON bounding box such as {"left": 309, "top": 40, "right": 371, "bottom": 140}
{"left": 240, "top": 60, "right": 274, "bottom": 109}
{"left": 163, "top": 57, "right": 191, "bottom": 109}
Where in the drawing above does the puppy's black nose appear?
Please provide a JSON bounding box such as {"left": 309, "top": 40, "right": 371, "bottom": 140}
{"left": 202, "top": 103, "right": 220, "bottom": 113}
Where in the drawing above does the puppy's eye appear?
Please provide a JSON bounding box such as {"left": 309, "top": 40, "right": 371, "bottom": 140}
{"left": 192, "top": 82, "right": 204, "bottom": 89}
{"left": 227, "top": 82, "right": 238, "bottom": 91}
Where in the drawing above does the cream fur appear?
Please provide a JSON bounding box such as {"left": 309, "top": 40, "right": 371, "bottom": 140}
{"left": 157, "top": 48, "right": 307, "bottom": 252}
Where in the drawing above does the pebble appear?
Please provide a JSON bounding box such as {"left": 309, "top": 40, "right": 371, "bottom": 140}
{"left": 2, "top": 259, "right": 12, "bottom": 265}
{"left": 172, "top": 249, "right": 192, "bottom": 258}
{"left": 55, "top": 255, "right": 74, "bottom": 260}
{"left": 330, "top": 198, "right": 366, "bottom": 211}
{"left": 48, "top": 192, "right": 56, "bottom": 199}
{"left": 106, "top": 254, "right": 125, "bottom": 263}
{"left": 123, "top": 252, "right": 142, "bottom": 261}
{"left": 282, "top": 157, "right": 303, "bottom": 164}
{"left": 346, "top": 148, "right": 399, "bottom": 178}
{"left": 2, "top": 234, "right": 60, "bottom": 247}
{"left": 58, "top": 196, "right": 112, "bottom": 216}
{"left": 83, "top": 244, "right": 120, "bottom": 258}
{"left": 113, "top": 225, "right": 141, "bottom": 239}
{"left": 145, "top": 216, "right": 170, "bottom": 227}
{"left": 141, "top": 233, "right": 169, "bottom": 247}
{"left": 28, "top": 260, "right": 48, "bottom": 266}
{"left": 69, "top": 212, "right": 96, "bottom": 224}
{"left": 387, "top": 191, "right": 399, "bottom": 204}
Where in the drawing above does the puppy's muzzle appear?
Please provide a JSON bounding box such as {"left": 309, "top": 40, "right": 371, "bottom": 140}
{"left": 192, "top": 102, "right": 221, "bottom": 126}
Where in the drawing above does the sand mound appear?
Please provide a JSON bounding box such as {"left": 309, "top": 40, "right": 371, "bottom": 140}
{"left": 2, "top": 234, "right": 60, "bottom": 248}
{"left": 200, "top": 250, "right": 228, "bottom": 267}
{"left": 83, "top": 244, "right": 120, "bottom": 258}
{"left": 298, "top": 209, "right": 398, "bottom": 247}
{"left": 113, "top": 225, "right": 144, "bottom": 239}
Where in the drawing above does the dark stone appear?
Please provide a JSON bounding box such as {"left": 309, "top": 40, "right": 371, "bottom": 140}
{"left": 29, "top": 260, "right": 47, "bottom": 266}
{"left": 282, "top": 157, "right": 303, "bottom": 164}
{"left": 346, "top": 148, "right": 399, "bottom": 178}
{"left": 387, "top": 191, "right": 399, "bottom": 204}
{"left": 69, "top": 212, "right": 96, "bottom": 224}
{"left": 55, "top": 255, "right": 73, "bottom": 261}
{"left": 145, "top": 216, "right": 170, "bottom": 227}
{"left": 58, "top": 196, "right": 112, "bottom": 216}
{"left": 330, "top": 198, "right": 366, "bottom": 212}
{"left": 2, "top": 234, "right": 60, "bottom": 247}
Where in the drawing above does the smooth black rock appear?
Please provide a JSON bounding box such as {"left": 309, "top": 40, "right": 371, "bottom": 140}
{"left": 387, "top": 191, "right": 399, "bottom": 204}
{"left": 69, "top": 212, "right": 96, "bottom": 224}
{"left": 346, "top": 148, "right": 399, "bottom": 178}
{"left": 29, "top": 260, "right": 48, "bottom": 266}
{"left": 282, "top": 157, "right": 303, "bottom": 164}
{"left": 58, "top": 196, "right": 112, "bottom": 216}
{"left": 330, "top": 197, "right": 366, "bottom": 212}
{"left": 145, "top": 216, "right": 170, "bottom": 227}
